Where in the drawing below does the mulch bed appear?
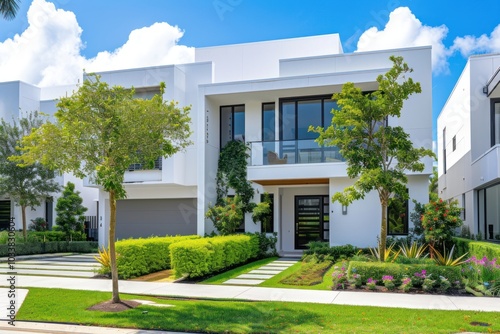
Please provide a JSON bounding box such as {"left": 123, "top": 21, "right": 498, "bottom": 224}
{"left": 87, "top": 300, "right": 142, "bottom": 312}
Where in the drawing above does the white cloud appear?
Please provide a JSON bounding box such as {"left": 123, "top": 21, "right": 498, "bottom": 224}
{"left": 356, "top": 7, "right": 450, "bottom": 74}
{"left": 86, "top": 22, "right": 194, "bottom": 73}
{"left": 0, "top": 0, "right": 194, "bottom": 87}
{"left": 451, "top": 24, "right": 500, "bottom": 57}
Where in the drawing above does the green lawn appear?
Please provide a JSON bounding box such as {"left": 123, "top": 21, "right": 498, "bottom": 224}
{"left": 17, "top": 288, "right": 499, "bottom": 333}
{"left": 259, "top": 261, "right": 336, "bottom": 290}
{"left": 201, "top": 257, "right": 278, "bottom": 284}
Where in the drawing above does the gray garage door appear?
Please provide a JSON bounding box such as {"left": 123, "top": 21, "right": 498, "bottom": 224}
{"left": 116, "top": 199, "right": 197, "bottom": 240}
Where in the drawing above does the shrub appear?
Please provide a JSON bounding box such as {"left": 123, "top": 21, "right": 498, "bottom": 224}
{"left": 206, "top": 196, "right": 245, "bottom": 235}
{"left": 55, "top": 182, "right": 87, "bottom": 240}
{"left": 346, "top": 261, "right": 461, "bottom": 285}
{"left": 114, "top": 235, "right": 200, "bottom": 279}
{"left": 304, "top": 242, "right": 358, "bottom": 262}
{"left": 170, "top": 234, "right": 260, "bottom": 278}
{"left": 0, "top": 241, "right": 97, "bottom": 256}
{"left": 453, "top": 237, "right": 500, "bottom": 259}
{"left": 28, "top": 217, "right": 49, "bottom": 231}
{"left": 421, "top": 195, "right": 462, "bottom": 250}
{"left": 251, "top": 232, "right": 278, "bottom": 258}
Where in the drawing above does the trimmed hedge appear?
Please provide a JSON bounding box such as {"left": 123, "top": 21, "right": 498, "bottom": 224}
{"left": 453, "top": 237, "right": 500, "bottom": 260}
{"left": 304, "top": 242, "right": 359, "bottom": 261}
{"left": 347, "top": 261, "right": 462, "bottom": 285}
{"left": 0, "top": 241, "right": 98, "bottom": 257}
{"left": 115, "top": 235, "right": 200, "bottom": 279}
{"left": 170, "top": 234, "right": 260, "bottom": 278}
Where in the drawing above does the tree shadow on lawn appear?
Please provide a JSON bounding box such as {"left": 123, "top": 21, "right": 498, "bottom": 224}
{"left": 94, "top": 299, "right": 324, "bottom": 333}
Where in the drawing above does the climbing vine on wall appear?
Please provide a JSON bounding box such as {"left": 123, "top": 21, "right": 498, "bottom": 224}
{"left": 216, "top": 140, "right": 255, "bottom": 212}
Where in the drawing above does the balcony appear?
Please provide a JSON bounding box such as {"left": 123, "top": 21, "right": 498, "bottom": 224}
{"left": 249, "top": 139, "right": 345, "bottom": 166}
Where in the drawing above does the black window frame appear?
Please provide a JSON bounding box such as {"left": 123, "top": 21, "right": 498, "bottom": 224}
{"left": 262, "top": 102, "right": 276, "bottom": 142}
{"left": 260, "top": 193, "right": 274, "bottom": 233}
{"left": 220, "top": 104, "right": 245, "bottom": 149}
{"left": 452, "top": 135, "right": 456, "bottom": 151}
{"left": 491, "top": 99, "right": 500, "bottom": 147}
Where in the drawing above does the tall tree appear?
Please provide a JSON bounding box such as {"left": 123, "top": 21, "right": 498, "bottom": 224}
{"left": 16, "top": 75, "right": 192, "bottom": 303}
{"left": 0, "top": 0, "right": 20, "bottom": 20}
{"left": 55, "top": 181, "right": 87, "bottom": 241}
{"left": 0, "top": 112, "right": 60, "bottom": 240}
{"left": 311, "top": 56, "right": 434, "bottom": 260}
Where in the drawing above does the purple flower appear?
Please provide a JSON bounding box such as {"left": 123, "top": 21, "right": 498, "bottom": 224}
{"left": 382, "top": 275, "right": 394, "bottom": 282}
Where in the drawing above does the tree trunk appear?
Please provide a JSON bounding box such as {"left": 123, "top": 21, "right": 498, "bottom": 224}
{"left": 21, "top": 205, "right": 27, "bottom": 241}
{"left": 379, "top": 193, "right": 389, "bottom": 262}
{"left": 109, "top": 190, "right": 121, "bottom": 303}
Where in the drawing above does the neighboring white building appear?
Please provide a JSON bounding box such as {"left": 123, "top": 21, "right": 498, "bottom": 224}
{"left": 0, "top": 35, "right": 433, "bottom": 254}
{"left": 0, "top": 81, "right": 99, "bottom": 232}
{"left": 438, "top": 53, "right": 500, "bottom": 242}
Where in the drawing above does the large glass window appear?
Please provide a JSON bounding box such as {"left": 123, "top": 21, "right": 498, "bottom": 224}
{"left": 262, "top": 103, "right": 275, "bottom": 142}
{"left": 221, "top": 105, "right": 245, "bottom": 148}
{"left": 387, "top": 190, "right": 409, "bottom": 235}
{"left": 481, "top": 184, "right": 500, "bottom": 240}
{"left": 279, "top": 96, "right": 339, "bottom": 164}
{"left": 260, "top": 193, "right": 274, "bottom": 233}
{"left": 0, "top": 200, "right": 10, "bottom": 230}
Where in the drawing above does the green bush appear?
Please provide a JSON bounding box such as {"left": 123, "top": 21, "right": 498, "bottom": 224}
{"left": 304, "top": 242, "right": 358, "bottom": 261}
{"left": 453, "top": 237, "right": 500, "bottom": 259}
{"left": 170, "top": 234, "right": 260, "bottom": 278}
{"left": 0, "top": 241, "right": 98, "bottom": 256}
{"left": 347, "top": 261, "right": 462, "bottom": 285}
{"left": 115, "top": 235, "right": 200, "bottom": 279}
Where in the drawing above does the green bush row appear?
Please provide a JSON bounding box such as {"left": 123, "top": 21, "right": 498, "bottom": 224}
{"left": 170, "top": 234, "right": 260, "bottom": 278}
{"left": 0, "top": 241, "right": 98, "bottom": 257}
{"left": 453, "top": 237, "right": 500, "bottom": 259}
{"left": 346, "top": 261, "right": 462, "bottom": 285}
{"left": 304, "top": 241, "right": 359, "bottom": 261}
{"left": 115, "top": 235, "right": 200, "bottom": 279}
{"left": 0, "top": 231, "right": 86, "bottom": 244}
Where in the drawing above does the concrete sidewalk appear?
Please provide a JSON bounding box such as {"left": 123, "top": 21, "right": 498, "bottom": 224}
{"left": 1, "top": 274, "right": 499, "bottom": 312}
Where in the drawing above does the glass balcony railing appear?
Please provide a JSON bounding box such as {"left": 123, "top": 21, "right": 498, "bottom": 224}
{"left": 249, "top": 139, "right": 345, "bottom": 166}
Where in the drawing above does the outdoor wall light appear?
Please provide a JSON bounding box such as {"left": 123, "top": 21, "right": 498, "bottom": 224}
{"left": 342, "top": 205, "right": 348, "bottom": 215}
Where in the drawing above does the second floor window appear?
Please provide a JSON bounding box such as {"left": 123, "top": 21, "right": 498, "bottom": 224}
{"left": 491, "top": 99, "right": 500, "bottom": 147}
{"left": 221, "top": 105, "right": 245, "bottom": 148}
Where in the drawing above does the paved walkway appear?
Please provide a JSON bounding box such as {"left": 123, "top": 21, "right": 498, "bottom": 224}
{"left": 0, "top": 253, "right": 100, "bottom": 278}
{"left": 223, "top": 258, "right": 297, "bottom": 285}
{"left": 1, "top": 274, "right": 498, "bottom": 313}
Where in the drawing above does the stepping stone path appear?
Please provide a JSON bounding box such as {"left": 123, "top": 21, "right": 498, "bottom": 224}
{"left": 222, "top": 258, "right": 298, "bottom": 286}
{"left": 0, "top": 254, "right": 100, "bottom": 278}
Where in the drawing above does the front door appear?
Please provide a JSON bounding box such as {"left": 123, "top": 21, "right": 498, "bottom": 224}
{"left": 295, "top": 195, "right": 330, "bottom": 249}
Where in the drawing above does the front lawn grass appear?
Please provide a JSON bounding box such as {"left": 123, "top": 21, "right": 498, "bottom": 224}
{"left": 279, "top": 259, "right": 332, "bottom": 286}
{"left": 201, "top": 256, "right": 278, "bottom": 284}
{"left": 17, "top": 288, "right": 499, "bottom": 333}
{"left": 259, "top": 261, "right": 335, "bottom": 290}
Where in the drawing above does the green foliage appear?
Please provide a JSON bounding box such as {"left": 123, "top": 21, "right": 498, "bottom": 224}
{"left": 114, "top": 235, "right": 200, "bottom": 279}
{"left": 55, "top": 182, "right": 87, "bottom": 240}
{"left": 28, "top": 217, "right": 49, "bottom": 232}
{"left": 0, "top": 241, "right": 97, "bottom": 256}
{"left": 347, "top": 260, "right": 462, "bottom": 285}
{"left": 304, "top": 242, "right": 358, "bottom": 262}
{"left": 311, "top": 56, "right": 434, "bottom": 261}
{"left": 453, "top": 237, "right": 500, "bottom": 260}
{"left": 280, "top": 259, "right": 332, "bottom": 286}
{"left": 0, "top": 230, "right": 86, "bottom": 243}
{"left": 0, "top": 112, "right": 60, "bottom": 239}
{"left": 429, "top": 166, "right": 438, "bottom": 194}
{"left": 408, "top": 200, "right": 426, "bottom": 242}
{"left": 252, "top": 192, "right": 272, "bottom": 232}
{"left": 94, "top": 247, "right": 111, "bottom": 275}
{"left": 170, "top": 234, "right": 260, "bottom": 278}
{"left": 399, "top": 241, "right": 428, "bottom": 259}
{"left": 430, "top": 245, "right": 468, "bottom": 266}
{"left": 206, "top": 196, "right": 245, "bottom": 235}
{"left": 215, "top": 140, "right": 254, "bottom": 212}
{"left": 369, "top": 242, "right": 401, "bottom": 262}
{"left": 421, "top": 195, "right": 463, "bottom": 249}
{"left": 251, "top": 232, "right": 278, "bottom": 257}
{"left": 0, "top": 0, "right": 20, "bottom": 20}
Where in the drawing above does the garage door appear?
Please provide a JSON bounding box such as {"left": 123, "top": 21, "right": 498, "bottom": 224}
{"left": 116, "top": 199, "right": 197, "bottom": 240}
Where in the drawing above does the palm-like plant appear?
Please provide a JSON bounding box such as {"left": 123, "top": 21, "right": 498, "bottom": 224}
{"left": 370, "top": 242, "right": 401, "bottom": 262}
{"left": 429, "top": 245, "right": 468, "bottom": 266}
{"left": 399, "top": 242, "right": 428, "bottom": 258}
{"left": 0, "top": 0, "right": 20, "bottom": 20}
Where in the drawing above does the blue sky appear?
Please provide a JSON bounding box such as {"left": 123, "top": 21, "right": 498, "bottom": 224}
{"left": 0, "top": 0, "right": 499, "bottom": 142}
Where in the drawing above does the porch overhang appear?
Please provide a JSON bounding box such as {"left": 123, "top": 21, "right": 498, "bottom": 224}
{"left": 487, "top": 66, "right": 500, "bottom": 98}
{"left": 252, "top": 178, "right": 329, "bottom": 186}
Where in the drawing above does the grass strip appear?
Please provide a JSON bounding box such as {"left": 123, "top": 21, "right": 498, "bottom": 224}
{"left": 279, "top": 260, "right": 332, "bottom": 286}
{"left": 16, "top": 288, "right": 499, "bottom": 333}
{"left": 201, "top": 257, "right": 278, "bottom": 284}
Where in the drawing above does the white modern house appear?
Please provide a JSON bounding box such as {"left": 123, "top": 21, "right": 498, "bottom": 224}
{"left": 0, "top": 81, "right": 99, "bottom": 232}
{"left": 438, "top": 53, "right": 500, "bottom": 242}
{"left": 0, "top": 34, "right": 433, "bottom": 253}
